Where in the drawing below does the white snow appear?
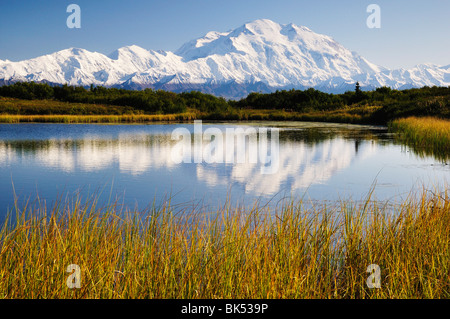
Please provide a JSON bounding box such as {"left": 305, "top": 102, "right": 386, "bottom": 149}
{"left": 0, "top": 19, "right": 448, "bottom": 97}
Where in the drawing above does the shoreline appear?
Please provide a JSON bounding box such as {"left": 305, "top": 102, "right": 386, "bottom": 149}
{"left": 0, "top": 108, "right": 381, "bottom": 125}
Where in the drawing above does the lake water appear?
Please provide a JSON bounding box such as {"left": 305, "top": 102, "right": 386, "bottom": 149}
{"left": 0, "top": 122, "right": 448, "bottom": 218}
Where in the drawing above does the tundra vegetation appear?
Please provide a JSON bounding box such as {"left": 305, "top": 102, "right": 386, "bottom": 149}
{"left": 0, "top": 82, "right": 448, "bottom": 124}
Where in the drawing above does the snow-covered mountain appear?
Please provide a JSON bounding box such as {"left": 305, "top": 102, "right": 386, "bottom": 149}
{"left": 0, "top": 19, "right": 448, "bottom": 99}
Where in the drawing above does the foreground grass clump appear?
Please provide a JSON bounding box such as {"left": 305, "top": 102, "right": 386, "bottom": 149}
{"left": 0, "top": 190, "right": 449, "bottom": 299}
{"left": 390, "top": 116, "right": 450, "bottom": 160}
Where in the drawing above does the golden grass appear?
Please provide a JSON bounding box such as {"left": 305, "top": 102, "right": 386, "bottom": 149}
{"left": 1, "top": 96, "right": 382, "bottom": 124}
{"left": 390, "top": 117, "right": 450, "bottom": 159}
{"left": 0, "top": 96, "right": 134, "bottom": 115}
{"left": 218, "top": 106, "right": 382, "bottom": 124}
{"left": 0, "top": 113, "right": 199, "bottom": 124}
{"left": 0, "top": 188, "right": 449, "bottom": 299}
{"left": 0, "top": 97, "right": 201, "bottom": 123}
{"left": 0, "top": 109, "right": 378, "bottom": 124}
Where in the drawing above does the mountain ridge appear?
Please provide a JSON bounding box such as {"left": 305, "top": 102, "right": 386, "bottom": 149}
{"left": 1, "top": 19, "right": 448, "bottom": 99}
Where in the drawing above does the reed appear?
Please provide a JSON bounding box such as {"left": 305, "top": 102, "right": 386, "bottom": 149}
{"left": 0, "top": 110, "right": 372, "bottom": 124}
{"left": 390, "top": 117, "right": 450, "bottom": 159}
{"left": 0, "top": 188, "right": 448, "bottom": 299}
{"left": 1, "top": 96, "right": 383, "bottom": 124}
{"left": 0, "top": 113, "right": 199, "bottom": 124}
{"left": 205, "top": 106, "right": 382, "bottom": 124}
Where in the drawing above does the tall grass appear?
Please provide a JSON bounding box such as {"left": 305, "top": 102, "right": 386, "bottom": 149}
{"left": 0, "top": 188, "right": 449, "bottom": 299}
{"left": 205, "top": 106, "right": 382, "bottom": 124}
{"left": 1, "top": 96, "right": 383, "bottom": 124}
{"left": 390, "top": 117, "right": 450, "bottom": 160}
{"left": 0, "top": 110, "right": 373, "bottom": 125}
{"left": 0, "top": 96, "right": 137, "bottom": 115}
{"left": 0, "top": 113, "right": 199, "bottom": 124}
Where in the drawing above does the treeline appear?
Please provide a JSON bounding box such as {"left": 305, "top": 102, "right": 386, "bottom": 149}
{"left": 0, "top": 81, "right": 449, "bottom": 123}
{"left": 231, "top": 88, "right": 346, "bottom": 112}
{"left": 233, "top": 86, "right": 450, "bottom": 122}
{"left": 0, "top": 82, "right": 230, "bottom": 114}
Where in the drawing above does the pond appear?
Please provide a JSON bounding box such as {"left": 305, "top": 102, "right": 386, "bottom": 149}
{"left": 0, "top": 122, "right": 448, "bottom": 218}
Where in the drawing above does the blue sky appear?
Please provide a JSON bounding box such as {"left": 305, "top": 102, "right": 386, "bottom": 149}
{"left": 0, "top": 0, "right": 448, "bottom": 69}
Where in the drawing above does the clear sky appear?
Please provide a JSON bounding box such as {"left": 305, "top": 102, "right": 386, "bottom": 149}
{"left": 0, "top": 0, "right": 448, "bottom": 69}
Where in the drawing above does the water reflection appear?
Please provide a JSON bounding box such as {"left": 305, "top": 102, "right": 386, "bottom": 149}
{"left": 196, "top": 138, "right": 377, "bottom": 194}
{"left": 0, "top": 128, "right": 378, "bottom": 196}
{"left": 0, "top": 123, "right": 447, "bottom": 214}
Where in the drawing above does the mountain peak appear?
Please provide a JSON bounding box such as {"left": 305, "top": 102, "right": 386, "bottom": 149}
{"left": 119, "top": 45, "right": 148, "bottom": 52}
{"left": 232, "top": 19, "right": 287, "bottom": 39}
{"left": 414, "top": 62, "right": 440, "bottom": 69}
{"left": 0, "top": 19, "right": 448, "bottom": 99}
{"left": 243, "top": 19, "right": 280, "bottom": 30}
{"left": 175, "top": 19, "right": 323, "bottom": 62}
{"left": 59, "top": 47, "right": 88, "bottom": 56}
{"left": 246, "top": 18, "right": 277, "bottom": 25}
{"left": 109, "top": 45, "right": 150, "bottom": 60}
{"left": 241, "top": 19, "right": 314, "bottom": 38}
